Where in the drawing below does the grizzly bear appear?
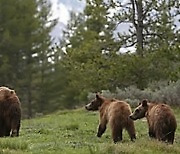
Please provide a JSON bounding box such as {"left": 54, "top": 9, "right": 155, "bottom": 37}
{"left": 0, "top": 86, "right": 21, "bottom": 137}
{"left": 129, "top": 99, "right": 177, "bottom": 144}
{"left": 85, "top": 94, "right": 136, "bottom": 143}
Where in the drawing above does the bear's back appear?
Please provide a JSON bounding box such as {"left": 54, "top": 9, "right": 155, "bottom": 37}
{"left": 107, "top": 100, "right": 132, "bottom": 120}
{"left": 148, "top": 103, "right": 177, "bottom": 130}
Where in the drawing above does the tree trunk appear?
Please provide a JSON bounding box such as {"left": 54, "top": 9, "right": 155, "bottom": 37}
{"left": 136, "top": 0, "right": 144, "bottom": 56}
{"left": 27, "top": 86, "right": 32, "bottom": 118}
{"left": 27, "top": 54, "right": 33, "bottom": 118}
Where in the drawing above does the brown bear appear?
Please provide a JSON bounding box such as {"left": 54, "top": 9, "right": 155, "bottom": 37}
{"left": 85, "top": 94, "right": 136, "bottom": 143}
{"left": 129, "top": 99, "right": 177, "bottom": 144}
{"left": 0, "top": 86, "right": 21, "bottom": 137}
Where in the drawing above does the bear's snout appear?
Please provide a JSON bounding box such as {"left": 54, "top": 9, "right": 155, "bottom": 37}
{"left": 129, "top": 114, "right": 135, "bottom": 120}
{"left": 85, "top": 104, "right": 91, "bottom": 110}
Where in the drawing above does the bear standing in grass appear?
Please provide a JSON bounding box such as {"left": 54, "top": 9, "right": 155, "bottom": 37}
{"left": 0, "top": 86, "right": 21, "bottom": 137}
{"left": 85, "top": 94, "right": 136, "bottom": 143}
{"left": 130, "top": 99, "right": 177, "bottom": 144}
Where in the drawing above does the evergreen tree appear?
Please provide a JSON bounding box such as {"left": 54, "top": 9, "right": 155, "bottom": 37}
{"left": 0, "top": 0, "right": 56, "bottom": 117}
{"left": 109, "top": 0, "right": 179, "bottom": 55}
{"left": 57, "top": 0, "right": 119, "bottom": 106}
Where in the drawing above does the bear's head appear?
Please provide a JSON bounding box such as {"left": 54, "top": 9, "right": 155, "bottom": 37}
{"left": 0, "top": 87, "right": 18, "bottom": 103}
{"left": 85, "top": 93, "right": 105, "bottom": 111}
{"left": 129, "top": 99, "right": 149, "bottom": 120}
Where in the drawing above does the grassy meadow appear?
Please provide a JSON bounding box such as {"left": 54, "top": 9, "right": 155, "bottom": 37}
{"left": 0, "top": 107, "right": 180, "bottom": 154}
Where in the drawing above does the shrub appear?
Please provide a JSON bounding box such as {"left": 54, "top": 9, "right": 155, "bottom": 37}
{"left": 88, "top": 80, "right": 180, "bottom": 106}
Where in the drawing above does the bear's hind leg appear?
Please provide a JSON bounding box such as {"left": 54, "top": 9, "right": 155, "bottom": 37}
{"left": 15, "top": 119, "right": 21, "bottom": 137}
{"left": 149, "top": 130, "right": 156, "bottom": 138}
{"left": 156, "top": 130, "right": 166, "bottom": 142}
{"left": 0, "top": 119, "right": 5, "bottom": 137}
{"left": 4, "top": 120, "right": 11, "bottom": 136}
{"left": 126, "top": 121, "right": 136, "bottom": 141}
{"left": 112, "top": 126, "right": 122, "bottom": 143}
{"left": 10, "top": 119, "right": 21, "bottom": 137}
{"left": 167, "top": 131, "right": 175, "bottom": 144}
{"left": 4, "top": 127, "right": 11, "bottom": 136}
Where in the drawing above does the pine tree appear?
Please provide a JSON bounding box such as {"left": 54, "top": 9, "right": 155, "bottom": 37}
{"left": 0, "top": 0, "right": 56, "bottom": 117}
{"left": 57, "top": 0, "right": 119, "bottom": 106}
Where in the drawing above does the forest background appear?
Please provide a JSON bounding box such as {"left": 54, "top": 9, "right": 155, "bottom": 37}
{"left": 0, "top": 0, "right": 179, "bottom": 118}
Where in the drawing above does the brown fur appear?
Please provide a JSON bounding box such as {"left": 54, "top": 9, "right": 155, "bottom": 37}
{"left": 85, "top": 94, "right": 136, "bottom": 143}
{"left": 0, "top": 86, "right": 21, "bottom": 137}
{"left": 130, "top": 99, "right": 177, "bottom": 144}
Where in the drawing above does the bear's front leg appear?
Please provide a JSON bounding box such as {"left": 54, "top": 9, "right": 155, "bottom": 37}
{"left": 97, "top": 124, "right": 106, "bottom": 137}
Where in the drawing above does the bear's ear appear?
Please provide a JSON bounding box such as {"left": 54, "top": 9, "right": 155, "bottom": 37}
{"left": 96, "top": 93, "right": 104, "bottom": 100}
{"left": 10, "top": 90, "right": 14, "bottom": 94}
{"left": 96, "top": 93, "right": 101, "bottom": 99}
{"left": 142, "top": 99, "right": 148, "bottom": 107}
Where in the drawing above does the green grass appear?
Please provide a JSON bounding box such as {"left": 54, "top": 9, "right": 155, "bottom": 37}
{"left": 0, "top": 107, "right": 180, "bottom": 154}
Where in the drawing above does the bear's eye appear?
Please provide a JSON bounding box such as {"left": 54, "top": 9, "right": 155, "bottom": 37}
{"left": 91, "top": 101, "right": 96, "bottom": 105}
{"left": 135, "top": 109, "right": 140, "bottom": 113}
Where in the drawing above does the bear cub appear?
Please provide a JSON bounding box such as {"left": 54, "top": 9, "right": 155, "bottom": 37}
{"left": 130, "top": 99, "right": 177, "bottom": 144}
{"left": 85, "top": 94, "right": 136, "bottom": 143}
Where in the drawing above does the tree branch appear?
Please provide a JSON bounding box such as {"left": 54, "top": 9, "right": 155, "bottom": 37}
{"left": 142, "top": 1, "right": 153, "bottom": 20}
{"left": 144, "top": 32, "right": 163, "bottom": 39}
{"left": 117, "top": 33, "right": 136, "bottom": 47}
{"left": 130, "top": 0, "right": 137, "bottom": 29}
{"left": 123, "top": 41, "right": 137, "bottom": 48}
